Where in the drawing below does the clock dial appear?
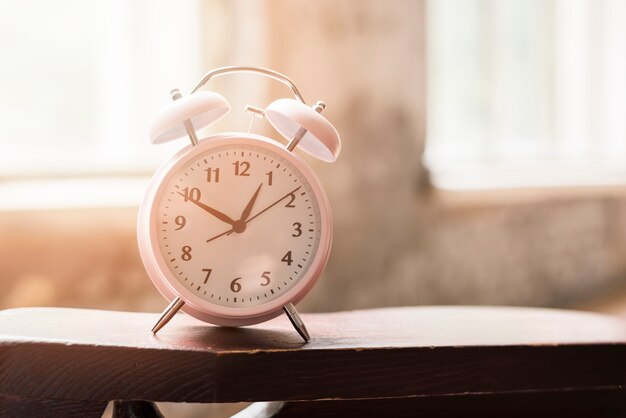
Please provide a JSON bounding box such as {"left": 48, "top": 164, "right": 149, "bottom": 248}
{"left": 156, "top": 142, "right": 322, "bottom": 308}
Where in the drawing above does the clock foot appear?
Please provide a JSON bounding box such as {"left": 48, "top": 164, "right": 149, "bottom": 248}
{"left": 151, "top": 297, "right": 185, "bottom": 334}
{"left": 283, "top": 303, "right": 310, "bottom": 343}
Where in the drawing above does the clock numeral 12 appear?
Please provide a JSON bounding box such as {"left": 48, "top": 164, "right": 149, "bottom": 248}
{"left": 233, "top": 161, "right": 250, "bottom": 176}
{"left": 205, "top": 167, "right": 220, "bottom": 182}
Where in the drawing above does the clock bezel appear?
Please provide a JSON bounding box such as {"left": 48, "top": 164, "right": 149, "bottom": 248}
{"left": 137, "top": 132, "right": 333, "bottom": 327}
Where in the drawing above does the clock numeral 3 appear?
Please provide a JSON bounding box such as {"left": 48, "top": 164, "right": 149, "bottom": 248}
{"left": 261, "top": 271, "right": 271, "bottom": 286}
{"left": 292, "top": 222, "right": 302, "bottom": 237}
{"left": 285, "top": 193, "right": 296, "bottom": 208}
{"left": 281, "top": 251, "right": 293, "bottom": 266}
{"left": 179, "top": 187, "right": 201, "bottom": 202}
{"left": 181, "top": 245, "right": 192, "bottom": 261}
{"left": 233, "top": 161, "right": 250, "bottom": 176}
{"left": 174, "top": 215, "right": 186, "bottom": 230}
{"left": 202, "top": 268, "right": 212, "bottom": 284}
{"left": 205, "top": 167, "right": 220, "bottom": 182}
{"left": 230, "top": 277, "right": 242, "bottom": 293}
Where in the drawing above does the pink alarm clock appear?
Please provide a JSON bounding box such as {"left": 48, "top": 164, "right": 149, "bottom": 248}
{"left": 138, "top": 67, "right": 341, "bottom": 341}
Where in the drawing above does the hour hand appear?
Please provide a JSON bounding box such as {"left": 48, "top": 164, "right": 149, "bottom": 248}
{"left": 178, "top": 193, "right": 236, "bottom": 226}
{"left": 239, "top": 183, "right": 263, "bottom": 222}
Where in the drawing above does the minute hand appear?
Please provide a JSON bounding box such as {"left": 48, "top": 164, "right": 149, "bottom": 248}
{"left": 245, "top": 186, "right": 302, "bottom": 224}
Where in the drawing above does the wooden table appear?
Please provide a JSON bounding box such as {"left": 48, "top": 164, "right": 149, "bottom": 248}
{"left": 1, "top": 306, "right": 625, "bottom": 417}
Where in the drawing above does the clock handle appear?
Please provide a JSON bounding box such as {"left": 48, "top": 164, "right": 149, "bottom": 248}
{"left": 283, "top": 303, "right": 311, "bottom": 343}
{"left": 191, "top": 66, "right": 306, "bottom": 103}
{"left": 151, "top": 297, "right": 185, "bottom": 334}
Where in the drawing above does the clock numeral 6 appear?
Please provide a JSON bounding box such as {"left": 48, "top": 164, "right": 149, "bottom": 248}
{"left": 179, "top": 187, "right": 201, "bottom": 202}
{"left": 174, "top": 215, "right": 186, "bottom": 230}
{"left": 233, "top": 161, "right": 250, "bottom": 176}
{"left": 292, "top": 222, "right": 302, "bottom": 237}
{"left": 230, "top": 277, "right": 242, "bottom": 293}
{"left": 261, "top": 271, "right": 271, "bottom": 286}
{"left": 281, "top": 251, "right": 293, "bottom": 266}
{"left": 181, "top": 245, "right": 192, "bottom": 261}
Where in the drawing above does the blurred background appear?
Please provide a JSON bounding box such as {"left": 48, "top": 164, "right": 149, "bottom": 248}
{"left": 2, "top": 0, "right": 626, "bottom": 416}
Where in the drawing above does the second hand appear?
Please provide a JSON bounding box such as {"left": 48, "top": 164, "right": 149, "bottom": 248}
{"left": 205, "top": 186, "right": 302, "bottom": 243}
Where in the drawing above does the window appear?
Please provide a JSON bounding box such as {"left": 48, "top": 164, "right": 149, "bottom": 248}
{"left": 426, "top": 0, "right": 626, "bottom": 189}
{"left": 0, "top": 0, "right": 202, "bottom": 177}
{"left": 0, "top": 0, "right": 214, "bottom": 209}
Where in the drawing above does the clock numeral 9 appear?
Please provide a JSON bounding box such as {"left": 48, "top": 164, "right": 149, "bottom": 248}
{"left": 261, "top": 271, "right": 271, "bottom": 286}
{"left": 292, "top": 222, "right": 302, "bottom": 237}
{"left": 281, "top": 251, "right": 293, "bottom": 266}
{"left": 174, "top": 215, "right": 186, "bottom": 230}
{"left": 233, "top": 161, "right": 250, "bottom": 176}
{"left": 284, "top": 193, "right": 296, "bottom": 208}
{"left": 230, "top": 277, "right": 242, "bottom": 293}
{"left": 181, "top": 245, "right": 192, "bottom": 261}
{"left": 205, "top": 167, "right": 220, "bottom": 183}
{"left": 179, "top": 187, "right": 201, "bottom": 202}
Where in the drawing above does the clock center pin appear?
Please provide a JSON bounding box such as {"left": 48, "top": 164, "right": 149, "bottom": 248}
{"left": 232, "top": 219, "right": 246, "bottom": 233}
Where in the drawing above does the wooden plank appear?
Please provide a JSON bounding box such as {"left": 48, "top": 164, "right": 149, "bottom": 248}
{"left": 0, "top": 306, "right": 625, "bottom": 404}
{"left": 0, "top": 394, "right": 106, "bottom": 418}
{"left": 241, "top": 389, "right": 626, "bottom": 418}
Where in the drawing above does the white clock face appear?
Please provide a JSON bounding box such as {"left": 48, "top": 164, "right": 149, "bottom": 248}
{"left": 155, "top": 141, "right": 322, "bottom": 308}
